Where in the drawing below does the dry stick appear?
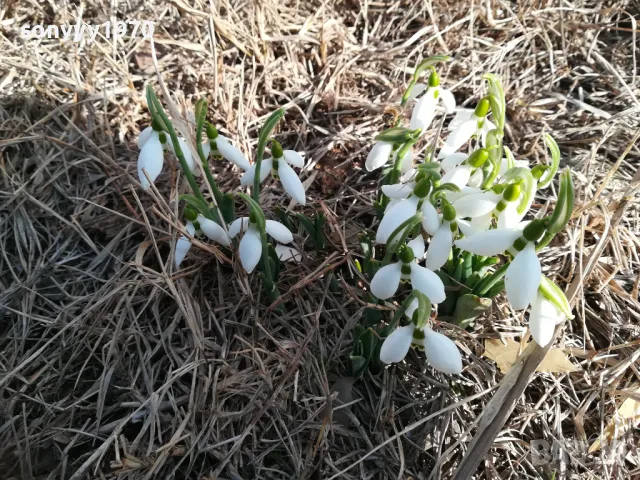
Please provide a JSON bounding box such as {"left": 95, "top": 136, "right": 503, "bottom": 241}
{"left": 452, "top": 200, "right": 622, "bottom": 477}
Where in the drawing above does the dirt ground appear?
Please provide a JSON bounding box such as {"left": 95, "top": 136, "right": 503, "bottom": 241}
{"left": 1, "top": 0, "right": 639, "bottom": 479}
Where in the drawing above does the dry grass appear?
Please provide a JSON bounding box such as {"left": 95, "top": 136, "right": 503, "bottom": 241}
{"left": 1, "top": 0, "right": 639, "bottom": 478}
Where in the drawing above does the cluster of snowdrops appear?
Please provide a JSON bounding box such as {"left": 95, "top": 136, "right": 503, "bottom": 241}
{"left": 137, "top": 56, "right": 574, "bottom": 376}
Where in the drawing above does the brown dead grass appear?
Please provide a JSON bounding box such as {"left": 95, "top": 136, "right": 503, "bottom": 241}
{"left": 1, "top": 0, "right": 639, "bottom": 479}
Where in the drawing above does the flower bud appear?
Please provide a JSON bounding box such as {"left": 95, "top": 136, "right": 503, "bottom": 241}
{"left": 523, "top": 218, "right": 547, "bottom": 242}
{"left": 184, "top": 205, "right": 198, "bottom": 222}
{"left": 503, "top": 183, "right": 521, "bottom": 202}
{"left": 442, "top": 204, "right": 456, "bottom": 222}
{"left": 428, "top": 71, "right": 440, "bottom": 87}
{"left": 474, "top": 97, "right": 491, "bottom": 117}
{"left": 413, "top": 178, "right": 431, "bottom": 198}
{"left": 271, "top": 140, "right": 284, "bottom": 159}
{"left": 467, "top": 148, "right": 489, "bottom": 168}
{"left": 399, "top": 245, "right": 415, "bottom": 264}
{"left": 205, "top": 124, "right": 218, "bottom": 139}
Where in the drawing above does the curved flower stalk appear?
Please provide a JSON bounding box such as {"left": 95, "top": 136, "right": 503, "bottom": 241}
{"left": 240, "top": 140, "right": 306, "bottom": 204}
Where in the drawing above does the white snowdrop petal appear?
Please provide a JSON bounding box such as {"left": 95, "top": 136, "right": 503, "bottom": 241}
{"left": 283, "top": 150, "right": 304, "bottom": 168}
{"left": 239, "top": 226, "right": 263, "bottom": 273}
{"left": 447, "top": 109, "right": 474, "bottom": 130}
{"left": 385, "top": 198, "right": 400, "bottom": 213}
{"left": 421, "top": 201, "right": 441, "bottom": 236}
{"left": 406, "top": 83, "right": 427, "bottom": 103}
{"left": 381, "top": 183, "right": 413, "bottom": 199}
{"left": 498, "top": 202, "right": 520, "bottom": 229}
{"left": 370, "top": 262, "right": 402, "bottom": 300}
{"left": 410, "top": 263, "right": 446, "bottom": 304}
{"left": 441, "top": 164, "right": 472, "bottom": 189}
{"left": 216, "top": 137, "right": 251, "bottom": 170}
{"left": 240, "top": 159, "right": 273, "bottom": 186}
{"left": 456, "top": 219, "right": 476, "bottom": 237}
{"left": 379, "top": 325, "right": 415, "bottom": 364}
{"left": 138, "top": 136, "right": 164, "bottom": 190}
{"left": 137, "top": 126, "right": 155, "bottom": 149}
{"left": 407, "top": 236, "right": 426, "bottom": 260}
{"left": 471, "top": 212, "right": 493, "bottom": 232}
{"left": 174, "top": 221, "right": 195, "bottom": 268}
{"left": 467, "top": 168, "right": 484, "bottom": 188}
{"left": 376, "top": 196, "right": 419, "bottom": 244}
{"left": 438, "top": 118, "right": 477, "bottom": 158}
{"left": 278, "top": 160, "right": 306, "bottom": 205}
{"left": 425, "top": 222, "right": 453, "bottom": 270}
{"left": 443, "top": 186, "right": 482, "bottom": 203}
{"left": 423, "top": 328, "right": 463, "bottom": 374}
{"left": 275, "top": 244, "right": 302, "bottom": 263}
{"left": 453, "top": 192, "right": 502, "bottom": 218}
{"left": 529, "top": 292, "right": 564, "bottom": 347}
{"left": 439, "top": 88, "right": 456, "bottom": 114}
{"left": 228, "top": 217, "right": 250, "bottom": 238}
{"left": 400, "top": 168, "right": 418, "bottom": 183}
{"left": 399, "top": 149, "right": 414, "bottom": 174}
{"left": 410, "top": 90, "right": 437, "bottom": 131}
{"left": 366, "top": 141, "right": 393, "bottom": 171}
{"left": 197, "top": 215, "right": 231, "bottom": 246}
{"left": 405, "top": 297, "right": 420, "bottom": 319}
{"left": 455, "top": 228, "right": 521, "bottom": 256}
{"left": 505, "top": 243, "right": 541, "bottom": 309}
{"left": 440, "top": 152, "right": 468, "bottom": 172}
{"left": 202, "top": 141, "right": 211, "bottom": 160}
{"left": 265, "top": 220, "right": 294, "bottom": 244}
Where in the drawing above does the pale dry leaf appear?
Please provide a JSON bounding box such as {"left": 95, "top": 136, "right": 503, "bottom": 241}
{"left": 589, "top": 386, "right": 640, "bottom": 453}
{"left": 484, "top": 339, "right": 580, "bottom": 374}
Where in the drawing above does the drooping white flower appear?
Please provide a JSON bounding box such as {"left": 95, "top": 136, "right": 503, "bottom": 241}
{"left": 505, "top": 242, "right": 541, "bottom": 310}
{"left": 425, "top": 220, "right": 453, "bottom": 270}
{"left": 455, "top": 228, "right": 522, "bottom": 256}
{"left": 370, "top": 239, "right": 445, "bottom": 304}
{"left": 376, "top": 196, "right": 420, "bottom": 244}
{"left": 453, "top": 191, "right": 502, "bottom": 218}
{"left": 379, "top": 323, "right": 462, "bottom": 374}
{"left": 529, "top": 291, "right": 565, "bottom": 347}
{"left": 215, "top": 135, "right": 251, "bottom": 170}
{"left": 409, "top": 75, "right": 456, "bottom": 132}
{"left": 241, "top": 148, "right": 306, "bottom": 205}
{"left": 196, "top": 214, "right": 231, "bottom": 246}
{"left": 438, "top": 101, "right": 496, "bottom": 158}
{"left": 228, "top": 217, "right": 294, "bottom": 273}
{"left": 366, "top": 141, "right": 393, "bottom": 171}
{"left": 137, "top": 128, "right": 165, "bottom": 190}
{"left": 441, "top": 164, "right": 473, "bottom": 189}
{"left": 275, "top": 244, "right": 302, "bottom": 263}
{"left": 175, "top": 221, "right": 195, "bottom": 268}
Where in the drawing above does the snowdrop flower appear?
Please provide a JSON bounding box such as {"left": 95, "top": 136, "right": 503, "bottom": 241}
{"left": 495, "top": 183, "right": 530, "bottom": 229}
{"left": 206, "top": 125, "right": 251, "bottom": 170}
{"left": 456, "top": 220, "right": 545, "bottom": 310}
{"left": 529, "top": 291, "right": 565, "bottom": 347}
{"left": 137, "top": 126, "right": 166, "bottom": 190}
{"left": 438, "top": 98, "right": 496, "bottom": 158}
{"left": 175, "top": 221, "right": 195, "bottom": 268}
{"left": 409, "top": 71, "right": 456, "bottom": 132}
{"left": 228, "top": 216, "right": 294, "bottom": 273}
{"left": 196, "top": 214, "right": 231, "bottom": 246}
{"left": 370, "top": 240, "right": 445, "bottom": 305}
{"left": 241, "top": 141, "right": 306, "bottom": 205}
{"left": 379, "top": 322, "right": 462, "bottom": 374}
{"left": 366, "top": 141, "right": 393, "bottom": 171}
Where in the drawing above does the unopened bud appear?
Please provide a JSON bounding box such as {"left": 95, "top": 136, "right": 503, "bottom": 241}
{"left": 474, "top": 97, "right": 491, "bottom": 117}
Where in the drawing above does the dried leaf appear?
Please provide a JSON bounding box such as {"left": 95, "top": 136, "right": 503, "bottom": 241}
{"left": 589, "top": 387, "right": 640, "bottom": 453}
{"left": 484, "top": 339, "right": 580, "bottom": 374}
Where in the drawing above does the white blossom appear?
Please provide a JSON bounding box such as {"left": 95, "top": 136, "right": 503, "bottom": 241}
{"left": 241, "top": 151, "right": 306, "bottom": 205}
{"left": 529, "top": 292, "right": 565, "bottom": 347}
{"left": 228, "top": 217, "right": 294, "bottom": 273}
{"left": 175, "top": 221, "right": 195, "bottom": 268}
{"left": 137, "top": 128, "right": 165, "bottom": 190}
{"left": 366, "top": 141, "right": 393, "bottom": 171}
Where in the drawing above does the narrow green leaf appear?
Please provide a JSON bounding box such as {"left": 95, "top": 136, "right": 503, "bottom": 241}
{"left": 539, "top": 276, "right": 574, "bottom": 319}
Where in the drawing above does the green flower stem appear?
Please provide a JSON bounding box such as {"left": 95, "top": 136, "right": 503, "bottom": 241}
{"left": 472, "top": 262, "right": 509, "bottom": 297}
{"left": 382, "top": 291, "right": 417, "bottom": 335}
{"left": 193, "top": 101, "right": 223, "bottom": 205}
{"left": 254, "top": 109, "right": 285, "bottom": 203}
{"left": 147, "top": 88, "right": 208, "bottom": 212}
{"left": 382, "top": 213, "right": 423, "bottom": 265}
